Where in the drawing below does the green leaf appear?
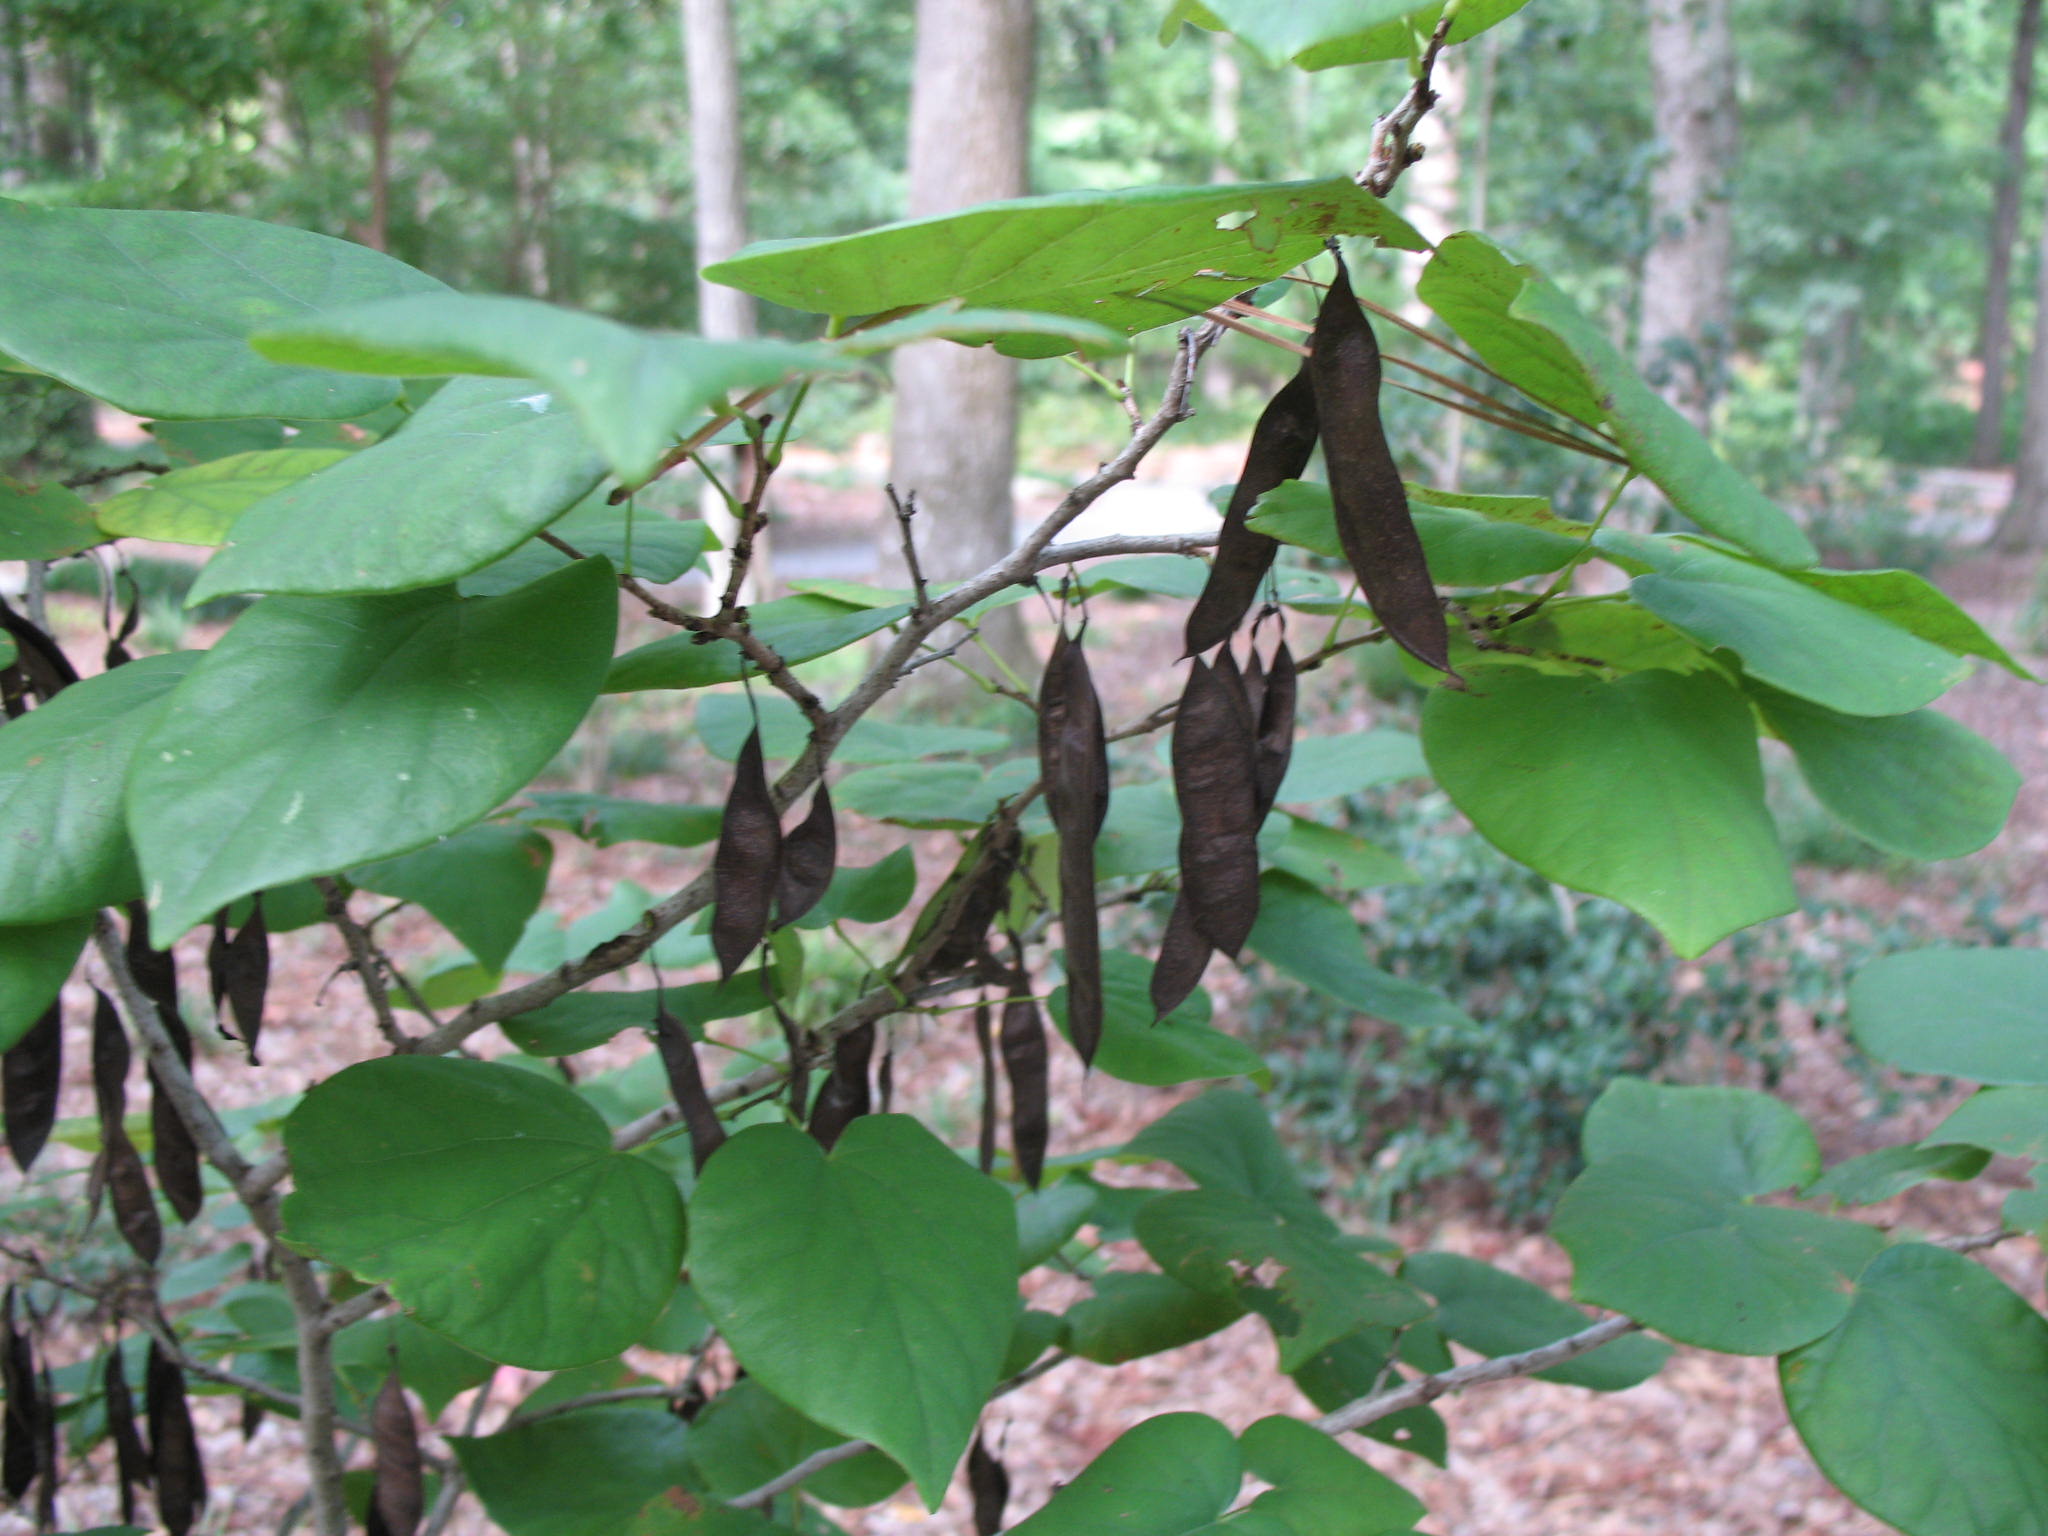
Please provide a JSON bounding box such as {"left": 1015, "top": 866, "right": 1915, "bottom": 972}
{"left": 455, "top": 1406, "right": 695, "bottom": 1536}
{"left": 1849, "top": 948, "right": 2048, "bottom": 1084}
{"left": 282, "top": 1058, "right": 687, "bottom": 1368}
{"left": 0, "top": 478, "right": 99, "bottom": 560}
{"left": 693, "top": 691, "right": 1004, "bottom": 765}
{"left": 461, "top": 500, "right": 710, "bottom": 598}
{"left": 686, "top": 1116, "right": 1017, "bottom": 1507}
{"left": 0, "top": 915, "right": 90, "bottom": 1052}
{"left": 1268, "top": 815, "right": 1418, "bottom": 890}
{"left": 95, "top": 450, "right": 351, "bottom": 547}
{"left": 1016, "top": 1179, "right": 1099, "bottom": 1270}
{"left": 1049, "top": 950, "right": 1270, "bottom": 1088}
{"left": 836, "top": 759, "right": 1036, "bottom": 829}
{"left": 1422, "top": 665, "right": 1794, "bottom": 956}
{"left": 705, "top": 180, "right": 1424, "bottom": 358}
{"left": 501, "top": 975, "right": 775, "bottom": 1056}
{"left": 1803, "top": 1145, "right": 1991, "bottom": 1207}
{"left": 1274, "top": 729, "right": 1426, "bottom": 802}
{"left": 1581, "top": 1078, "right": 1821, "bottom": 1194}
{"left": 1593, "top": 531, "right": 1969, "bottom": 717}
{"left": 833, "top": 305, "right": 1126, "bottom": 354}
{"left": 1247, "top": 479, "right": 1579, "bottom": 587}
{"left": 1124, "top": 1090, "right": 1320, "bottom": 1215}
{"left": 1786, "top": 566, "right": 2034, "bottom": 679}
{"left": 1081, "top": 554, "right": 1211, "bottom": 600}
{"left": 0, "top": 654, "right": 200, "bottom": 925}
{"left": 519, "top": 792, "right": 721, "bottom": 849}
{"left": 350, "top": 822, "right": 554, "bottom": 973}
{"left": 252, "top": 292, "right": 852, "bottom": 483}
{"left": 189, "top": 378, "right": 609, "bottom": 600}
{"left": 792, "top": 848, "right": 918, "bottom": 931}
{"left": 1247, "top": 872, "right": 1474, "bottom": 1032}
{"left": 1749, "top": 684, "right": 2017, "bottom": 860}
{"left": 684, "top": 1378, "right": 906, "bottom": 1508}
{"left": 1237, "top": 1414, "right": 1424, "bottom": 1536}
{"left": 1419, "top": 234, "right": 1816, "bottom": 567}
{"left": 0, "top": 201, "right": 443, "bottom": 420}
{"left": 1782, "top": 1243, "right": 2048, "bottom": 1536}
{"left": 1006, "top": 1414, "right": 1241, "bottom": 1536}
{"left": 1401, "top": 1252, "right": 1670, "bottom": 1390}
{"left": 1172, "top": 0, "right": 1534, "bottom": 68}
{"left": 606, "top": 596, "right": 907, "bottom": 692}
{"left": 129, "top": 558, "right": 616, "bottom": 941}
{"left": 1931, "top": 1087, "right": 2048, "bottom": 1161}
{"left": 1063, "top": 1270, "right": 1245, "bottom": 1364}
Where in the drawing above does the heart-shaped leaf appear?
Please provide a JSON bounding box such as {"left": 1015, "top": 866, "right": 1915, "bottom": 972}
{"left": 1006, "top": 1414, "right": 1241, "bottom": 1536}
{"left": 350, "top": 822, "right": 554, "bottom": 974}
{"left": 283, "top": 1058, "right": 686, "bottom": 1368}
{"left": 1850, "top": 948, "right": 2048, "bottom": 1084}
{"left": 95, "top": 450, "right": 353, "bottom": 547}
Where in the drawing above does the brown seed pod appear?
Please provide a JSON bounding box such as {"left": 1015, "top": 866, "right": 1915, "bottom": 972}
{"left": 1170, "top": 659, "right": 1263, "bottom": 958}
{"left": 1, "top": 1291, "right": 37, "bottom": 1502}
{"left": 367, "top": 1370, "right": 424, "bottom": 1536}
{"left": 145, "top": 1340, "right": 206, "bottom": 1536}
{"left": 1184, "top": 363, "right": 1320, "bottom": 657}
{"left": 207, "top": 899, "right": 270, "bottom": 1064}
{"left": 125, "top": 908, "right": 202, "bottom": 1223}
{"left": 774, "top": 783, "right": 837, "bottom": 928}
{"left": 2, "top": 1001, "right": 61, "bottom": 1173}
{"left": 91, "top": 988, "right": 129, "bottom": 1127}
{"left": 999, "top": 984, "right": 1049, "bottom": 1190}
{"left": 1038, "top": 629, "right": 1110, "bottom": 1068}
{"left": 104, "top": 1342, "right": 151, "bottom": 1526}
{"left": 652, "top": 1007, "right": 727, "bottom": 1172}
{"left": 105, "top": 1122, "right": 164, "bottom": 1265}
{"left": 973, "top": 998, "right": 998, "bottom": 1176}
{"left": 968, "top": 1431, "right": 1011, "bottom": 1536}
{"left": 919, "top": 820, "right": 1024, "bottom": 974}
{"left": 1308, "top": 251, "right": 1454, "bottom": 676}
{"left": 712, "top": 727, "right": 783, "bottom": 980}
{"left": 1253, "top": 640, "right": 1299, "bottom": 819}
{"left": 1149, "top": 893, "right": 1213, "bottom": 1023}
{"left": 806, "top": 1020, "right": 876, "bottom": 1150}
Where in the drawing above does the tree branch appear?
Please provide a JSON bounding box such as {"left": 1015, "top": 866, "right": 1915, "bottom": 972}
{"left": 1358, "top": 9, "right": 1462, "bottom": 198}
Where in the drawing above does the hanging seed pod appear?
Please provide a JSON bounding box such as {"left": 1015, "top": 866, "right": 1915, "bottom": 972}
{"left": 1308, "top": 252, "right": 1454, "bottom": 676}
{"left": 366, "top": 1371, "right": 424, "bottom": 1536}
{"left": 973, "top": 998, "right": 998, "bottom": 1176}
{"left": 30, "top": 1361, "right": 53, "bottom": 1529}
{"left": 806, "top": 1021, "right": 875, "bottom": 1151}
{"left": 1149, "top": 894, "right": 1213, "bottom": 1023}
{"left": 999, "top": 984, "right": 1049, "bottom": 1190}
{"left": 968, "top": 1431, "right": 1010, "bottom": 1536}
{"left": 1253, "top": 640, "right": 1298, "bottom": 818}
{"left": 125, "top": 908, "right": 202, "bottom": 1223}
{"left": 2, "top": 1001, "right": 61, "bottom": 1173}
{"left": 1241, "top": 645, "right": 1268, "bottom": 726}
{"left": 106, "top": 1123, "right": 163, "bottom": 1265}
{"left": 105, "top": 1343, "right": 150, "bottom": 1526}
{"left": 1037, "top": 630, "right": 1110, "bottom": 1068}
{"left": 1184, "top": 363, "right": 1320, "bottom": 657}
{"left": 712, "top": 727, "right": 783, "bottom": 980}
{"left": 207, "top": 899, "right": 269, "bottom": 1064}
{"left": 652, "top": 1007, "right": 727, "bottom": 1171}
{"left": 1171, "top": 660, "right": 1262, "bottom": 958}
{"left": 91, "top": 989, "right": 128, "bottom": 1127}
{"left": 240, "top": 1396, "right": 265, "bottom": 1443}
{"left": 145, "top": 1340, "right": 206, "bottom": 1536}
{"left": 1, "top": 1291, "right": 37, "bottom": 1502}
{"left": 917, "top": 821, "right": 1024, "bottom": 974}
{"left": 774, "top": 783, "right": 837, "bottom": 928}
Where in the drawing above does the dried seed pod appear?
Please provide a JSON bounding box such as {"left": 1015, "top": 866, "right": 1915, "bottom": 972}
{"left": 876, "top": 1043, "right": 894, "bottom": 1114}
{"left": 917, "top": 821, "right": 1024, "bottom": 974}
{"left": 774, "top": 783, "right": 837, "bottom": 928}
{"left": 1309, "top": 253, "right": 1453, "bottom": 675}
{"left": 105, "top": 1343, "right": 151, "bottom": 1526}
{"left": 652, "top": 1007, "right": 727, "bottom": 1172}
{"left": 1, "top": 1291, "right": 37, "bottom": 1501}
{"left": 1241, "top": 644, "right": 1268, "bottom": 726}
{"left": 91, "top": 988, "right": 128, "bottom": 1127}
{"left": 1171, "top": 659, "right": 1262, "bottom": 958}
{"left": 1149, "top": 894, "right": 1213, "bottom": 1023}
{"left": 806, "top": 1021, "right": 875, "bottom": 1151}
{"left": 2, "top": 1001, "right": 61, "bottom": 1172}
{"left": 973, "top": 998, "right": 998, "bottom": 1175}
{"left": 1253, "top": 640, "right": 1298, "bottom": 819}
{"left": 105, "top": 1122, "right": 164, "bottom": 1265}
{"left": 125, "top": 908, "right": 203, "bottom": 1223}
{"left": 968, "top": 1431, "right": 1010, "bottom": 1536}
{"left": 999, "top": 985, "right": 1049, "bottom": 1190}
{"left": 1038, "top": 629, "right": 1110, "bottom": 1068}
{"left": 1184, "top": 363, "right": 1320, "bottom": 656}
{"left": 712, "top": 727, "right": 783, "bottom": 980}
{"left": 367, "top": 1370, "right": 424, "bottom": 1536}
{"left": 207, "top": 899, "right": 270, "bottom": 1064}
{"left": 145, "top": 1340, "right": 206, "bottom": 1536}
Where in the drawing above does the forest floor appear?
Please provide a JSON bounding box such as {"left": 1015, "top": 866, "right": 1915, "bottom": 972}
{"left": 12, "top": 471, "right": 2048, "bottom": 1536}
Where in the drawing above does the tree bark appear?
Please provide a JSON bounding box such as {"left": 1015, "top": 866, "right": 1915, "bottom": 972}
{"left": 887, "top": 0, "right": 1036, "bottom": 684}
{"left": 1973, "top": 0, "right": 2043, "bottom": 468}
{"left": 1638, "top": 0, "right": 1737, "bottom": 433}
{"left": 1994, "top": 181, "right": 2048, "bottom": 549}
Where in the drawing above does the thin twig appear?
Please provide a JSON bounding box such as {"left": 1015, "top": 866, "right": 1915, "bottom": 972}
{"left": 887, "top": 484, "right": 932, "bottom": 614}
{"left": 499, "top": 1384, "right": 682, "bottom": 1431}
{"left": 1359, "top": 8, "right": 1462, "bottom": 197}
{"left": 317, "top": 1285, "right": 391, "bottom": 1338}
{"left": 314, "top": 878, "right": 419, "bottom": 1049}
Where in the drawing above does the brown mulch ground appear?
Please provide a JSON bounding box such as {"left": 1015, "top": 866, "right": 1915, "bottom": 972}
{"left": 6, "top": 523, "right": 2047, "bottom": 1536}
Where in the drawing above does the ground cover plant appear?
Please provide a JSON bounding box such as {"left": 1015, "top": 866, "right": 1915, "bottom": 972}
{"left": 2, "top": 6, "right": 2046, "bottom": 1536}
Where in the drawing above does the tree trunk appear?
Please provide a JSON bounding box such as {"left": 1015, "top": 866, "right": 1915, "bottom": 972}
{"left": 1638, "top": 0, "right": 1737, "bottom": 433}
{"left": 1974, "top": 0, "right": 2043, "bottom": 468}
{"left": 887, "top": 0, "right": 1036, "bottom": 685}
{"left": 680, "top": 0, "right": 757, "bottom": 602}
{"left": 1994, "top": 188, "right": 2048, "bottom": 549}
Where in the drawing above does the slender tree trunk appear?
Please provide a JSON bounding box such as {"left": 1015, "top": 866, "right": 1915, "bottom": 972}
{"left": 680, "top": 0, "right": 757, "bottom": 601}
{"left": 1638, "top": 0, "right": 1737, "bottom": 433}
{"left": 1975, "top": 0, "right": 2043, "bottom": 468}
{"left": 1994, "top": 189, "right": 2048, "bottom": 549}
{"left": 887, "top": 0, "right": 1036, "bottom": 684}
